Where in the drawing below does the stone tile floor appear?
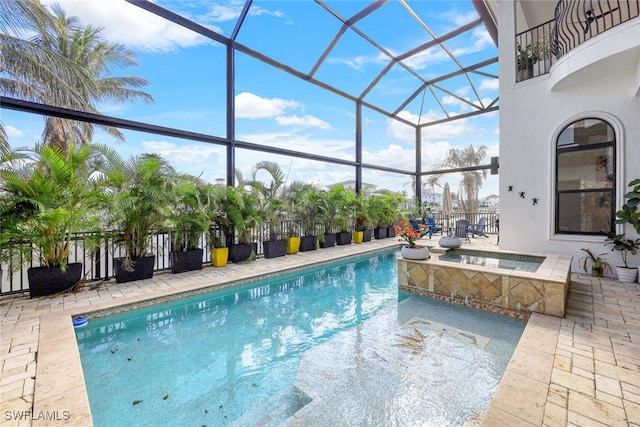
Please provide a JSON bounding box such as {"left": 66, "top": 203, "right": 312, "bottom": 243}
{"left": 1, "top": 234, "right": 639, "bottom": 426}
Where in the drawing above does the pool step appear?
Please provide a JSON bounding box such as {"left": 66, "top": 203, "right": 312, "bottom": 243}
{"left": 229, "top": 385, "right": 311, "bottom": 427}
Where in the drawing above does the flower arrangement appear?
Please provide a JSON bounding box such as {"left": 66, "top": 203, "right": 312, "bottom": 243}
{"left": 394, "top": 220, "right": 425, "bottom": 248}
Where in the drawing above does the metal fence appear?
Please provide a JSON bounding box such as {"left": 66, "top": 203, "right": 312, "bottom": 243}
{"left": 0, "top": 213, "right": 499, "bottom": 296}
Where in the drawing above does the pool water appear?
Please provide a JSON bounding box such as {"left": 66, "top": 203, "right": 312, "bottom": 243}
{"left": 76, "top": 250, "right": 525, "bottom": 426}
{"left": 438, "top": 249, "right": 544, "bottom": 272}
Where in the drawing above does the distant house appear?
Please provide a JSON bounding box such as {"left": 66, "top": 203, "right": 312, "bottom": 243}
{"left": 481, "top": 194, "right": 499, "bottom": 207}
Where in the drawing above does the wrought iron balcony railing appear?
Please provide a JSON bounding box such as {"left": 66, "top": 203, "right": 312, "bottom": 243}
{"left": 516, "top": 0, "right": 639, "bottom": 82}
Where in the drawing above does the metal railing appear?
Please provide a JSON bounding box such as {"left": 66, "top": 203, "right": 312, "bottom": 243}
{"left": 516, "top": 0, "right": 639, "bottom": 82}
{"left": 516, "top": 20, "right": 555, "bottom": 82}
{"left": 552, "top": 0, "right": 639, "bottom": 58}
{"left": 0, "top": 213, "right": 499, "bottom": 296}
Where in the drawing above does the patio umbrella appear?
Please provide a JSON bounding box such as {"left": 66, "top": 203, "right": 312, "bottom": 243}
{"left": 442, "top": 182, "right": 453, "bottom": 234}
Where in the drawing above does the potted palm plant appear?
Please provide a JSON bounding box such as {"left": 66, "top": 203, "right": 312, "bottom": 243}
{"left": 0, "top": 144, "right": 105, "bottom": 297}
{"left": 223, "top": 185, "right": 261, "bottom": 263}
{"left": 282, "top": 181, "right": 312, "bottom": 254}
{"left": 316, "top": 186, "right": 342, "bottom": 248}
{"left": 334, "top": 185, "right": 357, "bottom": 245}
{"left": 168, "top": 177, "right": 209, "bottom": 273}
{"left": 105, "top": 153, "right": 177, "bottom": 283}
{"left": 298, "top": 186, "right": 320, "bottom": 252}
{"left": 260, "top": 195, "right": 287, "bottom": 259}
{"left": 368, "top": 194, "right": 388, "bottom": 239}
{"left": 206, "top": 185, "right": 230, "bottom": 268}
{"left": 245, "top": 161, "right": 286, "bottom": 258}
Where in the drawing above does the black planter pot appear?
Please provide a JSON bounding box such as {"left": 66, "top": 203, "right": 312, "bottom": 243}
{"left": 114, "top": 255, "right": 156, "bottom": 284}
{"left": 170, "top": 249, "right": 203, "bottom": 274}
{"left": 263, "top": 239, "right": 286, "bottom": 259}
{"left": 28, "top": 263, "right": 83, "bottom": 298}
{"left": 336, "top": 231, "right": 352, "bottom": 246}
{"left": 320, "top": 232, "right": 336, "bottom": 248}
{"left": 362, "top": 229, "right": 373, "bottom": 242}
{"left": 387, "top": 226, "right": 396, "bottom": 238}
{"left": 374, "top": 227, "right": 388, "bottom": 239}
{"left": 229, "top": 243, "right": 257, "bottom": 263}
{"left": 300, "top": 235, "right": 317, "bottom": 252}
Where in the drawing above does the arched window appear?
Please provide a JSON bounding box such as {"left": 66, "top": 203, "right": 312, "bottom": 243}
{"left": 556, "top": 118, "right": 615, "bottom": 235}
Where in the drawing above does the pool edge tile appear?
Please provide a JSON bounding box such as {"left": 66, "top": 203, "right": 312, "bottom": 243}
{"left": 33, "top": 314, "right": 93, "bottom": 427}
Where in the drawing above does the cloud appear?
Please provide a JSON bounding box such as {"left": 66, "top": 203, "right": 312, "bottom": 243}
{"left": 275, "top": 115, "right": 332, "bottom": 130}
{"left": 363, "top": 143, "right": 414, "bottom": 171}
{"left": 235, "top": 92, "right": 302, "bottom": 119}
{"left": 389, "top": 110, "right": 482, "bottom": 143}
{"left": 43, "top": 0, "right": 210, "bottom": 52}
{"left": 5, "top": 125, "right": 24, "bottom": 138}
{"left": 236, "top": 132, "right": 353, "bottom": 158}
{"left": 479, "top": 78, "right": 499, "bottom": 92}
{"left": 201, "top": 1, "right": 286, "bottom": 25}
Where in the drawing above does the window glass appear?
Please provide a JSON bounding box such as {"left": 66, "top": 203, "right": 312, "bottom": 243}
{"left": 557, "top": 147, "right": 614, "bottom": 191}
{"left": 556, "top": 118, "right": 615, "bottom": 235}
{"left": 557, "top": 119, "right": 614, "bottom": 146}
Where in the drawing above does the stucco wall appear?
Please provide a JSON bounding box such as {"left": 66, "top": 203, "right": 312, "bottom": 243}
{"left": 497, "top": 1, "right": 640, "bottom": 274}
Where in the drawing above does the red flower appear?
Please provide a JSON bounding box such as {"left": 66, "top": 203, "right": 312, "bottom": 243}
{"left": 394, "top": 220, "right": 425, "bottom": 248}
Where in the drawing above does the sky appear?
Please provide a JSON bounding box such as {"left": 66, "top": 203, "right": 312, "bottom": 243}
{"left": 2, "top": 0, "right": 500, "bottom": 200}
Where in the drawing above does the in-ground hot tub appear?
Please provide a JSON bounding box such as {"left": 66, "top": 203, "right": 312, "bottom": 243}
{"left": 397, "top": 247, "right": 572, "bottom": 318}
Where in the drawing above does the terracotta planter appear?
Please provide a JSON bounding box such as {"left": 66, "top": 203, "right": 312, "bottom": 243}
{"left": 400, "top": 246, "right": 430, "bottom": 260}
{"left": 28, "top": 263, "right": 83, "bottom": 298}
{"left": 211, "top": 247, "right": 228, "bottom": 267}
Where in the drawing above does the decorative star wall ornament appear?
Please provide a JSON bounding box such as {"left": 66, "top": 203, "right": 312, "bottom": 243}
{"left": 508, "top": 185, "right": 513, "bottom": 192}
{"left": 532, "top": 198, "right": 539, "bottom": 205}
{"left": 519, "top": 191, "right": 525, "bottom": 198}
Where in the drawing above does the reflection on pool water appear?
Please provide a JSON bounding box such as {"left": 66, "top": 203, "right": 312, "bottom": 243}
{"left": 438, "top": 249, "right": 544, "bottom": 272}
{"left": 76, "top": 250, "right": 525, "bottom": 426}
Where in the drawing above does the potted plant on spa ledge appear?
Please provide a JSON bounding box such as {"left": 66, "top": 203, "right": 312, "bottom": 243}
{"left": 395, "top": 220, "right": 430, "bottom": 260}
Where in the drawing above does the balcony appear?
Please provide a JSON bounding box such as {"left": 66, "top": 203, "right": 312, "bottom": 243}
{"left": 516, "top": 0, "right": 640, "bottom": 83}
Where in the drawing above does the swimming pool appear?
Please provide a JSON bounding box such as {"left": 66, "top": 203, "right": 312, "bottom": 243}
{"left": 76, "top": 250, "right": 525, "bottom": 426}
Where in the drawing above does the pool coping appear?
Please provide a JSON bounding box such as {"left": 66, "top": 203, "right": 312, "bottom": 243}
{"left": 17, "top": 238, "right": 635, "bottom": 426}
{"left": 31, "top": 243, "right": 401, "bottom": 426}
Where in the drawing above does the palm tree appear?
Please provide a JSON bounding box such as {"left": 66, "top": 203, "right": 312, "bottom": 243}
{"left": 1, "top": 0, "right": 64, "bottom": 154}
{"left": 440, "top": 145, "right": 487, "bottom": 214}
{"left": 424, "top": 174, "right": 442, "bottom": 206}
{"left": 1, "top": 1, "right": 153, "bottom": 154}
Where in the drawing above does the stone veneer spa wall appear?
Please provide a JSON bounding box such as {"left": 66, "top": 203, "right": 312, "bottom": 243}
{"left": 397, "top": 249, "right": 572, "bottom": 317}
